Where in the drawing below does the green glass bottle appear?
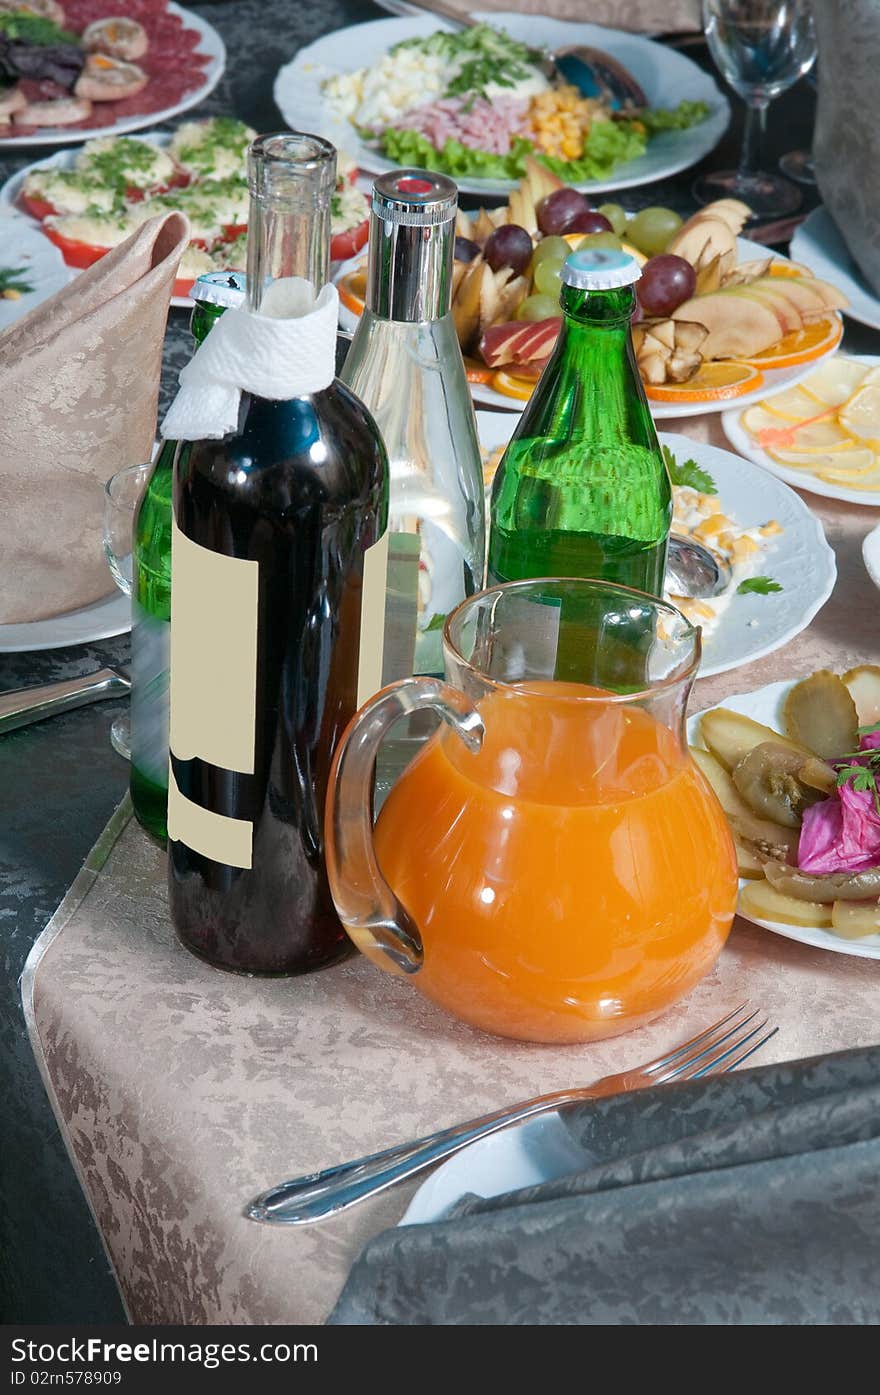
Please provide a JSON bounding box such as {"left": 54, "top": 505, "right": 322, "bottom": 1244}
{"left": 130, "top": 272, "right": 245, "bottom": 844}
{"left": 487, "top": 247, "right": 671, "bottom": 596}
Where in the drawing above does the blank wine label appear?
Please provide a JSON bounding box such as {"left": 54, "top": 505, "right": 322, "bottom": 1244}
{"left": 167, "top": 767, "right": 253, "bottom": 870}
{"left": 169, "top": 515, "right": 259, "bottom": 774}
{"left": 357, "top": 529, "right": 389, "bottom": 708}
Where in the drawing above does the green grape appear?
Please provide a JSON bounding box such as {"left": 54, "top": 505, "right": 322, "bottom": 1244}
{"left": 530, "top": 235, "right": 570, "bottom": 270}
{"left": 533, "top": 257, "right": 565, "bottom": 297}
{"left": 597, "top": 203, "right": 628, "bottom": 238}
{"left": 576, "top": 231, "right": 622, "bottom": 252}
{"left": 515, "top": 293, "right": 560, "bottom": 321}
{"left": 625, "top": 207, "right": 683, "bottom": 257}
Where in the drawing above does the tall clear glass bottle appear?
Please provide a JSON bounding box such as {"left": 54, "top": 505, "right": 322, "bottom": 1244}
{"left": 341, "top": 169, "right": 485, "bottom": 681}
{"left": 131, "top": 271, "right": 245, "bottom": 847}
{"left": 168, "top": 134, "right": 389, "bottom": 975}
{"left": 488, "top": 247, "right": 671, "bottom": 597}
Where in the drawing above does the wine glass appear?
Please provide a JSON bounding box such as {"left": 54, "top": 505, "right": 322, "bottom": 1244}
{"left": 102, "top": 462, "right": 152, "bottom": 759}
{"left": 778, "top": 69, "right": 818, "bottom": 185}
{"left": 694, "top": 0, "right": 817, "bottom": 218}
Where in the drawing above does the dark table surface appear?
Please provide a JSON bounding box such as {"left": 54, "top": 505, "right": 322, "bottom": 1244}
{"left": 0, "top": 0, "right": 859, "bottom": 1324}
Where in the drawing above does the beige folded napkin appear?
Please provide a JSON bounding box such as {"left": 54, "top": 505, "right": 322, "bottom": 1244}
{"left": 0, "top": 212, "right": 189, "bottom": 626}
{"left": 431, "top": 1, "right": 701, "bottom": 33}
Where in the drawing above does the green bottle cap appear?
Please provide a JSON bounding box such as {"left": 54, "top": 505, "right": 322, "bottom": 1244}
{"left": 192, "top": 270, "right": 247, "bottom": 308}
{"left": 561, "top": 248, "right": 640, "bottom": 291}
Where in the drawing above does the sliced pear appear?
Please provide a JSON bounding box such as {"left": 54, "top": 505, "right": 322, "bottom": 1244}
{"left": 831, "top": 899, "right": 880, "bottom": 939}
{"left": 783, "top": 670, "right": 858, "bottom": 758}
{"left": 507, "top": 186, "right": 537, "bottom": 235}
{"left": 524, "top": 155, "right": 563, "bottom": 204}
{"left": 451, "top": 257, "right": 484, "bottom": 352}
{"left": 740, "top": 878, "right": 833, "bottom": 928}
{"left": 842, "top": 665, "right": 880, "bottom": 726}
{"left": 700, "top": 707, "right": 812, "bottom": 771}
{"left": 472, "top": 207, "right": 496, "bottom": 244}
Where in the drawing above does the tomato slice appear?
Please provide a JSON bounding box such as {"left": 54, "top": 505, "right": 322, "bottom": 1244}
{"left": 42, "top": 224, "right": 108, "bottom": 270}
{"left": 20, "top": 193, "right": 57, "bottom": 221}
{"left": 330, "top": 217, "right": 369, "bottom": 263}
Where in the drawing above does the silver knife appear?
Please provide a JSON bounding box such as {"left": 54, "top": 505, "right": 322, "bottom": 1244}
{"left": 0, "top": 667, "right": 130, "bottom": 736}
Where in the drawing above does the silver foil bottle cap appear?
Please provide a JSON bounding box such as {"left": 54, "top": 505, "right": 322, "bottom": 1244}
{"left": 367, "top": 168, "right": 458, "bottom": 322}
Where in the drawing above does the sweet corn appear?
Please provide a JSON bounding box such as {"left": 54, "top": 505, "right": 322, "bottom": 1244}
{"left": 694, "top": 513, "right": 732, "bottom": 540}
{"left": 759, "top": 520, "right": 783, "bottom": 536}
{"left": 731, "top": 535, "right": 760, "bottom": 560}
{"left": 527, "top": 85, "right": 602, "bottom": 161}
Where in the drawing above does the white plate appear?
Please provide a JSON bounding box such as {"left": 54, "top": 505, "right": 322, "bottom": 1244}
{"left": 863, "top": 522, "right": 880, "bottom": 591}
{"left": 338, "top": 239, "right": 842, "bottom": 420}
{"left": 0, "top": 4, "right": 225, "bottom": 149}
{"left": 275, "top": 12, "right": 729, "bottom": 198}
{"left": 476, "top": 417, "right": 836, "bottom": 679}
{"left": 0, "top": 589, "right": 130, "bottom": 653}
{"left": 721, "top": 354, "right": 880, "bottom": 507}
{"left": 0, "top": 216, "right": 72, "bottom": 329}
{"left": 4, "top": 132, "right": 197, "bottom": 310}
{"left": 791, "top": 206, "right": 880, "bottom": 332}
{"left": 687, "top": 680, "right": 880, "bottom": 960}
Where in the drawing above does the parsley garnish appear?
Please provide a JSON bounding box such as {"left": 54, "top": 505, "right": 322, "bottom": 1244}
{"left": 661, "top": 444, "right": 717, "bottom": 494}
{"left": 0, "top": 264, "right": 33, "bottom": 295}
{"left": 736, "top": 576, "right": 783, "bottom": 595}
{"left": 425, "top": 614, "right": 447, "bottom": 632}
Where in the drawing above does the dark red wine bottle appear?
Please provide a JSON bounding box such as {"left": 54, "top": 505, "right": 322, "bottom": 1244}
{"left": 166, "top": 134, "right": 389, "bottom": 974}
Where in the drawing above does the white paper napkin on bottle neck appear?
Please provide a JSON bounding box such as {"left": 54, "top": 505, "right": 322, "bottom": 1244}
{"left": 162, "top": 277, "right": 339, "bottom": 441}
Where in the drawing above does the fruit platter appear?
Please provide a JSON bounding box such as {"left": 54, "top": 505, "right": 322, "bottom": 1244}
{"left": 0, "top": 1, "right": 224, "bottom": 146}
{"left": 337, "top": 161, "right": 847, "bottom": 418}
{"left": 723, "top": 356, "right": 880, "bottom": 505}
{"left": 2, "top": 120, "right": 370, "bottom": 304}
{"left": 689, "top": 669, "right": 880, "bottom": 960}
{"left": 278, "top": 14, "right": 728, "bottom": 196}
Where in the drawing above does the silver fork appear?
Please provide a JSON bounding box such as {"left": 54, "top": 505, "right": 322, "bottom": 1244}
{"left": 246, "top": 1003, "right": 776, "bottom": 1226}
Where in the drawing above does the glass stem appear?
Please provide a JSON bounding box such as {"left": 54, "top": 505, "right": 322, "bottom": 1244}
{"left": 739, "top": 98, "right": 767, "bottom": 178}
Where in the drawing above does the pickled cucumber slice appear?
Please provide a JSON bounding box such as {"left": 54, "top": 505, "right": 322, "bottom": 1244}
{"left": 782, "top": 670, "right": 858, "bottom": 759}
{"left": 700, "top": 707, "right": 811, "bottom": 772}
{"left": 689, "top": 745, "right": 798, "bottom": 867}
{"left": 739, "top": 878, "right": 832, "bottom": 928}
{"left": 842, "top": 665, "right": 880, "bottom": 727}
{"left": 830, "top": 899, "right": 880, "bottom": 939}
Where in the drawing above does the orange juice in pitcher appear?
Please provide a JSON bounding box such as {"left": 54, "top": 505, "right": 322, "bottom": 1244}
{"left": 327, "top": 579, "right": 737, "bottom": 1044}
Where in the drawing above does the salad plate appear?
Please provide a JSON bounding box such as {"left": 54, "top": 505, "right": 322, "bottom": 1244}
{"left": 477, "top": 420, "right": 836, "bottom": 679}
{"left": 722, "top": 355, "right": 880, "bottom": 507}
{"left": 275, "top": 13, "right": 729, "bottom": 197}
{"left": 688, "top": 680, "right": 880, "bottom": 961}
{"left": 791, "top": 206, "right": 880, "bottom": 333}
{"left": 0, "top": 3, "right": 225, "bottom": 149}
{"left": 0, "top": 215, "right": 72, "bottom": 331}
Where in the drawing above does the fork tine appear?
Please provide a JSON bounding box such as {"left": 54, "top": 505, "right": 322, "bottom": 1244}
{"left": 642, "top": 1002, "right": 754, "bottom": 1076}
{"left": 691, "top": 1024, "right": 779, "bottom": 1077}
{"left": 663, "top": 1016, "right": 771, "bottom": 1084}
{"left": 649, "top": 1009, "right": 763, "bottom": 1084}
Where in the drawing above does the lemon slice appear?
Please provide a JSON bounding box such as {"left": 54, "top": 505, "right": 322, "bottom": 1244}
{"left": 756, "top": 384, "right": 825, "bottom": 419}
{"left": 817, "top": 463, "right": 880, "bottom": 490}
{"left": 741, "top": 403, "right": 799, "bottom": 436}
{"left": 771, "top": 446, "right": 877, "bottom": 475}
{"left": 839, "top": 366, "right": 880, "bottom": 440}
{"left": 798, "top": 356, "right": 870, "bottom": 406}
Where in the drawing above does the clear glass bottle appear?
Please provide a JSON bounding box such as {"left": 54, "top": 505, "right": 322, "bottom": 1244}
{"left": 167, "top": 134, "right": 389, "bottom": 975}
{"left": 488, "top": 247, "right": 671, "bottom": 597}
{"left": 341, "top": 169, "right": 485, "bottom": 681}
{"left": 131, "top": 271, "right": 246, "bottom": 847}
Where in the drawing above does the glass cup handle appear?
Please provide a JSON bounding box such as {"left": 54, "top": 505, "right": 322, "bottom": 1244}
{"left": 326, "top": 677, "right": 484, "bottom": 977}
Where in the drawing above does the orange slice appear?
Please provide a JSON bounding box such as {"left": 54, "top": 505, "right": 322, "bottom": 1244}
{"left": 464, "top": 357, "right": 494, "bottom": 385}
{"left": 742, "top": 315, "right": 842, "bottom": 371}
{"left": 644, "top": 361, "right": 764, "bottom": 404}
{"left": 768, "top": 260, "right": 815, "bottom": 279}
{"left": 338, "top": 271, "right": 366, "bottom": 318}
{"left": 491, "top": 370, "right": 535, "bottom": 401}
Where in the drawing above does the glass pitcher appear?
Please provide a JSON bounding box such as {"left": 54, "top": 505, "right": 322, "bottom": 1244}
{"left": 326, "top": 579, "right": 738, "bottom": 1044}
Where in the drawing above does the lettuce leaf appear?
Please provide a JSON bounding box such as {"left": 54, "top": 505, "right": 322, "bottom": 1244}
{"left": 377, "top": 102, "right": 706, "bottom": 183}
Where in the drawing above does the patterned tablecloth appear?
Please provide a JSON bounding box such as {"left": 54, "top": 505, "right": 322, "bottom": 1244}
{"left": 21, "top": 414, "right": 880, "bottom": 1324}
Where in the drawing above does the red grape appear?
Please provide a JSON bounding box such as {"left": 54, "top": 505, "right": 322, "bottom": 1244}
{"left": 636, "top": 254, "right": 697, "bottom": 317}
{"left": 455, "top": 236, "right": 481, "bottom": 263}
{"left": 565, "top": 209, "right": 613, "bottom": 235}
{"left": 537, "top": 187, "right": 589, "bottom": 236}
{"left": 483, "top": 223, "right": 534, "bottom": 276}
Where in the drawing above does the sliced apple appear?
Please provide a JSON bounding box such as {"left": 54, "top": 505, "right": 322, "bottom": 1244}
{"left": 451, "top": 257, "right": 485, "bottom": 352}
{"left": 736, "top": 284, "right": 804, "bottom": 335}
{"left": 523, "top": 155, "right": 564, "bottom": 204}
{"left": 507, "top": 185, "right": 537, "bottom": 235}
{"left": 672, "top": 287, "right": 782, "bottom": 360}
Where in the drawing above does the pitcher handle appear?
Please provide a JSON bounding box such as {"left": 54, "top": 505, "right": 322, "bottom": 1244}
{"left": 326, "top": 678, "right": 484, "bottom": 977}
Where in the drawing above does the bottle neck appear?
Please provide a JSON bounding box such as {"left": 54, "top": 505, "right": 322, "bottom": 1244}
{"left": 189, "top": 300, "right": 225, "bottom": 346}
{"left": 559, "top": 282, "right": 636, "bottom": 328}
{"left": 245, "top": 133, "right": 336, "bottom": 314}
{"left": 366, "top": 215, "right": 454, "bottom": 321}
